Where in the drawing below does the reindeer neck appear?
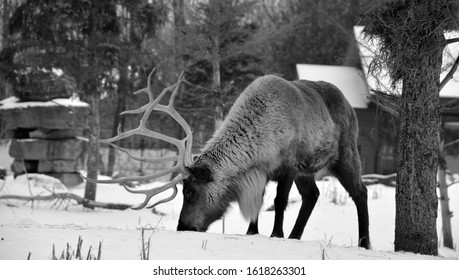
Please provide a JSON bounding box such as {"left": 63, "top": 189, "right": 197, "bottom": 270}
{"left": 197, "top": 136, "right": 252, "bottom": 182}
{"left": 196, "top": 139, "right": 269, "bottom": 222}
{"left": 197, "top": 100, "right": 285, "bottom": 183}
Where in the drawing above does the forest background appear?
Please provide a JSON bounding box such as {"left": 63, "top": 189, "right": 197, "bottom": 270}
{"left": 0, "top": 0, "right": 381, "bottom": 174}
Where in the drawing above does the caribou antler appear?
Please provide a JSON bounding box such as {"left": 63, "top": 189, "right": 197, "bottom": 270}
{"left": 83, "top": 69, "right": 193, "bottom": 209}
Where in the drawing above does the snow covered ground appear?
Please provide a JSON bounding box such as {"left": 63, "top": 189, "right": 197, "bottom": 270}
{"left": 1, "top": 137, "right": 458, "bottom": 261}
{"left": 0, "top": 169, "right": 458, "bottom": 261}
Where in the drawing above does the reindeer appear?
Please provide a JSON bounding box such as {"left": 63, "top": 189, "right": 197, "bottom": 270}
{"left": 84, "top": 70, "right": 370, "bottom": 249}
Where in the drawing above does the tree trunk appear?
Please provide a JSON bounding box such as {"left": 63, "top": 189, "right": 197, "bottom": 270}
{"left": 82, "top": 5, "right": 101, "bottom": 208}
{"left": 106, "top": 76, "right": 128, "bottom": 177}
{"left": 212, "top": 58, "right": 223, "bottom": 129}
{"left": 172, "top": 0, "right": 186, "bottom": 179}
{"left": 1, "top": 0, "right": 12, "bottom": 49}
{"left": 209, "top": 0, "right": 223, "bottom": 129}
{"left": 84, "top": 90, "right": 101, "bottom": 208}
{"left": 0, "top": 0, "right": 14, "bottom": 101}
{"left": 211, "top": 36, "right": 223, "bottom": 129}
{"left": 394, "top": 32, "right": 443, "bottom": 255}
{"left": 173, "top": 0, "right": 185, "bottom": 71}
{"left": 438, "top": 141, "right": 454, "bottom": 249}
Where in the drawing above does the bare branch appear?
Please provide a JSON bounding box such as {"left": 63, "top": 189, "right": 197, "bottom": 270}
{"left": 182, "top": 79, "right": 214, "bottom": 93}
{"left": 441, "top": 99, "right": 459, "bottom": 112}
{"left": 82, "top": 165, "right": 181, "bottom": 185}
{"left": 361, "top": 173, "right": 397, "bottom": 187}
{"left": 440, "top": 55, "right": 459, "bottom": 91}
{"left": 446, "top": 38, "right": 459, "bottom": 45}
{"left": 447, "top": 180, "right": 459, "bottom": 188}
{"left": 0, "top": 193, "right": 131, "bottom": 210}
{"left": 106, "top": 143, "right": 179, "bottom": 164}
{"left": 444, "top": 137, "right": 459, "bottom": 148}
{"left": 261, "top": 0, "right": 278, "bottom": 24}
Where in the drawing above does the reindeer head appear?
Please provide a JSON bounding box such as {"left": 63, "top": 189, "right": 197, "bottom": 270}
{"left": 177, "top": 164, "right": 230, "bottom": 232}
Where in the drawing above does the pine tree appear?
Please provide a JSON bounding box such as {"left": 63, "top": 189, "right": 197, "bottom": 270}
{"left": 362, "top": 0, "right": 459, "bottom": 255}
{"left": 178, "top": 0, "right": 265, "bottom": 129}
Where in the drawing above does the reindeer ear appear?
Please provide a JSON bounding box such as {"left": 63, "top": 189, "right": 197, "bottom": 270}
{"left": 186, "top": 165, "right": 213, "bottom": 183}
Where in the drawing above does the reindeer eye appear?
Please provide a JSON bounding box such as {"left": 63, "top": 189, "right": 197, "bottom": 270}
{"left": 184, "top": 189, "right": 194, "bottom": 201}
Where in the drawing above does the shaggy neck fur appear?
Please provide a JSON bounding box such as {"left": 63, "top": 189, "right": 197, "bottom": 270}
{"left": 193, "top": 77, "right": 292, "bottom": 221}
{"left": 194, "top": 154, "right": 269, "bottom": 221}
{"left": 195, "top": 144, "right": 271, "bottom": 221}
{"left": 233, "top": 168, "right": 268, "bottom": 221}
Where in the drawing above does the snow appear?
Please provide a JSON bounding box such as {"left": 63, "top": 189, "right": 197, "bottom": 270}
{"left": 0, "top": 95, "right": 89, "bottom": 110}
{"left": 0, "top": 144, "right": 13, "bottom": 170}
{"left": 1, "top": 168, "right": 458, "bottom": 261}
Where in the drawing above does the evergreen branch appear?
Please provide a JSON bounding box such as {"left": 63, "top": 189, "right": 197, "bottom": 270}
{"left": 182, "top": 80, "right": 213, "bottom": 93}
{"left": 444, "top": 137, "right": 459, "bottom": 148}
{"left": 368, "top": 89, "right": 400, "bottom": 117}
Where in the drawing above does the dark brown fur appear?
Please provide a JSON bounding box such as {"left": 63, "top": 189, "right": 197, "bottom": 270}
{"left": 177, "top": 75, "right": 370, "bottom": 249}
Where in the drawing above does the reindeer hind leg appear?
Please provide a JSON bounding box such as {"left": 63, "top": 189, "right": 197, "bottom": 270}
{"left": 331, "top": 144, "right": 370, "bottom": 249}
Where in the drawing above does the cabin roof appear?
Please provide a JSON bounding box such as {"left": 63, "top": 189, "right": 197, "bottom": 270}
{"left": 296, "top": 27, "right": 459, "bottom": 109}
{"left": 296, "top": 64, "right": 370, "bottom": 109}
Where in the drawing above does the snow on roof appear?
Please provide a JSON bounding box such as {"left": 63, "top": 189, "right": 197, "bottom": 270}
{"left": 296, "top": 64, "right": 370, "bottom": 109}
{"left": 354, "top": 25, "right": 459, "bottom": 98}
{"left": 0, "top": 95, "right": 89, "bottom": 110}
